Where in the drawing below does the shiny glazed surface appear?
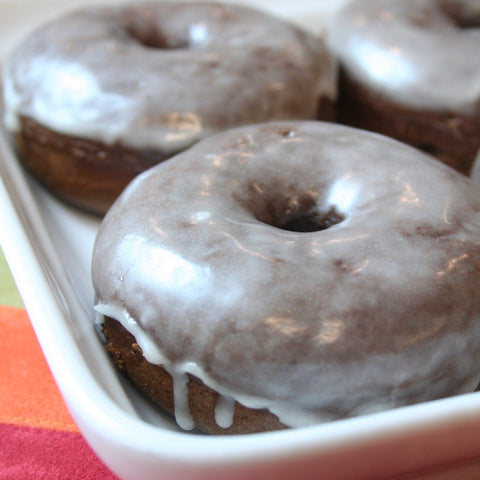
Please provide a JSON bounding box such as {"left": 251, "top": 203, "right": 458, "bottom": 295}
{"left": 327, "top": 0, "right": 480, "bottom": 114}
{"left": 2, "top": 2, "right": 335, "bottom": 154}
{"left": 93, "top": 121, "right": 480, "bottom": 429}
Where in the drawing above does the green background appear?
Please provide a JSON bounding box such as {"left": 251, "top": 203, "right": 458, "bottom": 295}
{"left": 0, "top": 248, "right": 23, "bottom": 308}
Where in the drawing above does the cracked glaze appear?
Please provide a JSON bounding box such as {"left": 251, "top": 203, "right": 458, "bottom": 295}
{"left": 2, "top": 2, "right": 335, "bottom": 154}
{"left": 327, "top": 0, "right": 480, "bottom": 114}
{"left": 93, "top": 121, "right": 480, "bottom": 428}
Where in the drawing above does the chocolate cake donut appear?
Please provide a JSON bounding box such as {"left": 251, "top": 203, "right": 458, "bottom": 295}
{"left": 327, "top": 0, "right": 480, "bottom": 175}
{"left": 2, "top": 2, "right": 336, "bottom": 215}
{"left": 92, "top": 121, "right": 480, "bottom": 435}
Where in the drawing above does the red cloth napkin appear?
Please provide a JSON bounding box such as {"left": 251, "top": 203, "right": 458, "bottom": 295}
{"left": 0, "top": 305, "right": 118, "bottom": 479}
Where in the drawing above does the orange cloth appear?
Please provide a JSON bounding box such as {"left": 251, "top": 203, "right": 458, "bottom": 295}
{"left": 0, "top": 305, "right": 78, "bottom": 432}
{"left": 0, "top": 304, "right": 118, "bottom": 479}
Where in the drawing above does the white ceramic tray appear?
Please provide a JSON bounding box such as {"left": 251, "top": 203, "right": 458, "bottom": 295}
{"left": 3, "top": 2, "right": 480, "bottom": 479}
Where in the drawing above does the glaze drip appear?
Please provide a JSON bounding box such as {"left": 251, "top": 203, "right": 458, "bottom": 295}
{"left": 215, "top": 395, "right": 236, "bottom": 429}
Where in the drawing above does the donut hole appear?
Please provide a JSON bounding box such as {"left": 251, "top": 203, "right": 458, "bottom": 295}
{"left": 409, "top": 2, "right": 480, "bottom": 29}
{"left": 124, "top": 23, "right": 191, "bottom": 49}
{"left": 122, "top": 13, "right": 209, "bottom": 49}
{"left": 258, "top": 193, "right": 345, "bottom": 233}
{"left": 445, "top": 13, "right": 480, "bottom": 29}
{"left": 277, "top": 206, "right": 345, "bottom": 233}
{"left": 438, "top": 2, "right": 480, "bottom": 29}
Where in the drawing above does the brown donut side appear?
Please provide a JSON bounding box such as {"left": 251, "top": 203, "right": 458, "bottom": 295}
{"left": 337, "top": 70, "right": 480, "bottom": 176}
{"left": 102, "top": 317, "right": 287, "bottom": 435}
{"left": 14, "top": 117, "right": 168, "bottom": 215}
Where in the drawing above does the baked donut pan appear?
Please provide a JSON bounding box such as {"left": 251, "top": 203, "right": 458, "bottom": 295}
{"left": 3, "top": 1, "right": 480, "bottom": 480}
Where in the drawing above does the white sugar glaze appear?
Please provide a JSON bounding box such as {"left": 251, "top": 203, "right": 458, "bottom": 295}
{"left": 92, "top": 121, "right": 480, "bottom": 429}
{"left": 2, "top": 2, "right": 335, "bottom": 154}
{"left": 214, "top": 394, "right": 236, "bottom": 428}
{"left": 327, "top": 0, "right": 480, "bottom": 114}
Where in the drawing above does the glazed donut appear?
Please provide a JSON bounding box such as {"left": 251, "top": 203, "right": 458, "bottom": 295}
{"left": 2, "top": 2, "right": 336, "bottom": 215}
{"left": 327, "top": 0, "right": 480, "bottom": 175}
{"left": 92, "top": 121, "right": 480, "bottom": 434}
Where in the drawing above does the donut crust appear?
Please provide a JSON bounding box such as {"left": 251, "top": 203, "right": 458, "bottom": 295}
{"left": 337, "top": 70, "right": 480, "bottom": 175}
{"left": 102, "top": 317, "right": 286, "bottom": 435}
{"left": 14, "top": 117, "right": 165, "bottom": 215}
